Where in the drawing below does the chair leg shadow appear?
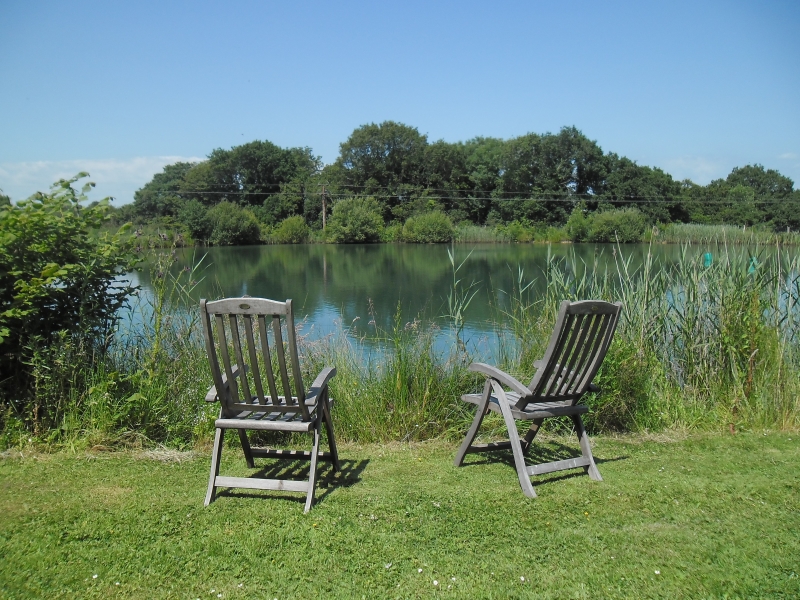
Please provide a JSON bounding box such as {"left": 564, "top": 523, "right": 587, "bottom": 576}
{"left": 216, "top": 455, "right": 370, "bottom": 508}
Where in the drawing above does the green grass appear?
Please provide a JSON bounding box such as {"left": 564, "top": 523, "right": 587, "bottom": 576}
{"left": 1, "top": 432, "right": 798, "bottom": 598}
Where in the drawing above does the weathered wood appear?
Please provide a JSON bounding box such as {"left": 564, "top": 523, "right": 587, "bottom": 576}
{"left": 200, "top": 296, "right": 341, "bottom": 512}
{"left": 214, "top": 476, "right": 309, "bottom": 493}
{"left": 526, "top": 456, "right": 591, "bottom": 476}
{"left": 454, "top": 299, "right": 621, "bottom": 498}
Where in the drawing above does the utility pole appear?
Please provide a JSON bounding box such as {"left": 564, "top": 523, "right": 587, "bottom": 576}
{"left": 321, "top": 185, "right": 327, "bottom": 231}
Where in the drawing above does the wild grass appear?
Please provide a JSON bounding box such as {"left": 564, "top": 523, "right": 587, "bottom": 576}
{"left": 657, "top": 222, "right": 800, "bottom": 245}
{"left": 1, "top": 433, "right": 798, "bottom": 598}
{"left": 453, "top": 223, "right": 506, "bottom": 243}
{"left": 3, "top": 242, "right": 800, "bottom": 451}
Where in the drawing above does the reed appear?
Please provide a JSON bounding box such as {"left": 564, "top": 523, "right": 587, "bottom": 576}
{"left": 4, "top": 242, "right": 800, "bottom": 450}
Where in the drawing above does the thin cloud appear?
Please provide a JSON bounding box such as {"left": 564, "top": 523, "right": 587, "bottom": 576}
{"left": 660, "top": 156, "right": 726, "bottom": 185}
{"left": 0, "top": 156, "right": 204, "bottom": 204}
{"left": 778, "top": 152, "right": 799, "bottom": 160}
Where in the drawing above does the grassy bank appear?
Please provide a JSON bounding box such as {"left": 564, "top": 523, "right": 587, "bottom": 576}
{"left": 3, "top": 243, "right": 800, "bottom": 450}
{"left": 1, "top": 433, "right": 798, "bottom": 598}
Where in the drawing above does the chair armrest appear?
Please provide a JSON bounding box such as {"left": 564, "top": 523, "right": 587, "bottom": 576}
{"left": 205, "top": 364, "right": 244, "bottom": 402}
{"left": 308, "top": 367, "right": 337, "bottom": 399}
{"left": 468, "top": 363, "right": 531, "bottom": 397}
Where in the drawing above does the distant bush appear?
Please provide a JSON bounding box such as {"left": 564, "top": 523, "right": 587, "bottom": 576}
{"left": 587, "top": 208, "right": 647, "bottom": 243}
{"left": 177, "top": 199, "right": 211, "bottom": 242}
{"left": 272, "top": 215, "right": 309, "bottom": 244}
{"left": 565, "top": 206, "right": 591, "bottom": 242}
{"left": 207, "top": 201, "right": 261, "bottom": 246}
{"left": 327, "top": 197, "right": 384, "bottom": 243}
{"left": 402, "top": 211, "right": 454, "bottom": 243}
{"left": 497, "top": 220, "right": 535, "bottom": 242}
{"left": 381, "top": 223, "right": 404, "bottom": 242}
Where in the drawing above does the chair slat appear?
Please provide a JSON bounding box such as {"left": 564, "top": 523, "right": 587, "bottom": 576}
{"left": 214, "top": 314, "right": 239, "bottom": 405}
{"left": 243, "top": 315, "right": 266, "bottom": 404}
{"left": 576, "top": 312, "right": 618, "bottom": 391}
{"left": 543, "top": 314, "right": 585, "bottom": 397}
{"left": 285, "top": 300, "right": 306, "bottom": 406}
{"left": 272, "top": 316, "right": 296, "bottom": 407}
{"left": 228, "top": 314, "right": 253, "bottom": 405}
{"left": 257, "top": 315, "right": 280, "bottom": 404}
{"left": 559, "top": 313, "right": 602, "bottom": 395}
{"left": 201, "top": 300, "right": 225, "bottom": 405}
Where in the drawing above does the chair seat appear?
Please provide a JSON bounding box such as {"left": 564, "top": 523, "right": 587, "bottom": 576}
{"left": 461, "top": 392, "right": 589, "bottom": 419}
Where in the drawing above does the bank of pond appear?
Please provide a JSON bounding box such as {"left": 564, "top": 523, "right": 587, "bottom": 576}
{"left": 2, "top": 242, "right": 800, "bottom": 449}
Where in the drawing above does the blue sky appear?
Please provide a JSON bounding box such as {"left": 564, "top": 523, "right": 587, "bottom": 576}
{"left": 1, "top": 0, "right": 798, "bottom": 204}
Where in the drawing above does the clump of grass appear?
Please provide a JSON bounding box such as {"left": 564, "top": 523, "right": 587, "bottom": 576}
{"left": 453, "top": 224, "right": 506, "bottom": 243}
{"left": 657, "top": 222, "right": 800, "bottom": 245}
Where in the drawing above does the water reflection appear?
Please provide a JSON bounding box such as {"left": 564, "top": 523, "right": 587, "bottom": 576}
{"left": 127, "top": 243, "right": 791, "bottom": 356}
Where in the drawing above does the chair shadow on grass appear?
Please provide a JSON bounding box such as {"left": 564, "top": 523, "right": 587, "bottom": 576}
{"left": 460, "top": 439, "right": 629, "bottom": 490}
{"left": 216, "top": 455, "right": 370, "bottom": 508}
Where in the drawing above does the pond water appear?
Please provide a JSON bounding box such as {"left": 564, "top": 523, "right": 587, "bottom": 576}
{"left": 127, "top": 242, "right": 769, "bottom": 356}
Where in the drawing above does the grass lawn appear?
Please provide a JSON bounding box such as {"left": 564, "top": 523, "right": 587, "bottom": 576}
{"left": 1, "top": 432, "right": 798, "bottom": 599}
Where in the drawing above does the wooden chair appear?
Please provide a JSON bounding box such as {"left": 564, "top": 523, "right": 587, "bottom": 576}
{"left": 201, "top": 296, "right": 340, "bottom": 512}
{"left": 454, "top": 300, "right": 622, "bottom": 497}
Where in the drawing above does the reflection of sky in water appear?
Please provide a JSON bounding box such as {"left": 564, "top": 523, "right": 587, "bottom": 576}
{"left": 116, "top": 243, "right": 800, "bottom": 362}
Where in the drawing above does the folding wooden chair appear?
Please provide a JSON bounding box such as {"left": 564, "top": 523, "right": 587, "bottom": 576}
{"left": 201, "top": 297, "right": 340, "bottom": 512}
{"left": 454, "top": 300, "right": 622, "bottom": 497}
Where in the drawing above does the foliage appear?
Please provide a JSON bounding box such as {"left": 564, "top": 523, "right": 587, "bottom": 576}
{"left": 401, "top": 211, "right": 454, "bottom": 243}
{"left": 272, "top": 214, "right": 310, "bottom": 244}
{"left": 326, "top": 196, "right": 384, "bottom": 243}
{"left": 496, "top": 219, "right": 535, "bottom": 242}
{"left": 0, "top": 174, "right": 139, "bottom": 431}
{"left": 586, "top": 207, "right": 647, "bottom": 243}
{"left": 177, "top": 198, "right": 211, "bottom": 241}
{"left": 206, "top": 201, "right": 261, "bottom": 246}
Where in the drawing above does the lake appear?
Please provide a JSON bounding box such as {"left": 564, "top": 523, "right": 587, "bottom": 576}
{"left": 128, "top": 242, "right": 764, "bottom": 356}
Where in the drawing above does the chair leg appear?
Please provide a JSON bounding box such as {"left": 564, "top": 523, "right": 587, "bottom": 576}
{"left": 494, "top": 381, "right": 537, "bottom": 498}
{"left": 304, "top": 419, "right": 322, "bottom": 513}
{"left": 521, "top": 418, "right": 544, "bottom": 454}
{"left": 322, "top": 393, "right": 340, "bottom": 472}
{"left": 238, "top": 429, "right": 255, "bottom": 468}
{"left": 205, "top": 428, "right": 224, "bottom": 506}
{"left": 454, "top": 379, "right": 492, "bottom": 467}
{"left": 572, "top": 415, "right": 602, "bottom": 481}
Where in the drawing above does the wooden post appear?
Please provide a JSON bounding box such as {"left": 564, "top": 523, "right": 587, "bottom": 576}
{"left": 321, "top": 185, "right": 327, "bottom": 232}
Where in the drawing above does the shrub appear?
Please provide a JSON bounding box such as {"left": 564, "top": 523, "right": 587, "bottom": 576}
{"left": 207, "top": 201, "right": 261, "bottom": 246}
{"left": 326, "top": 196, "right": 384, "bottom": 243}
{"left": 0, "top": 174, "right": 138, "bottom": 429}
{"left": 272, "top": 215, "right": 310, "bottom": 244}
{"left": 177, "top": 199, "right": 211, "bottom": 241}
{"left": 495, "top": 220, "right": 533, "bottom": 242}
{"left": 587, "top": 208, "right": 647, "bottom": 243}
{"left": 565, "top": 206, "right": 591, "bottom": 242}
{"left": 402, "top": 211, "right": 454, "bottom": 243}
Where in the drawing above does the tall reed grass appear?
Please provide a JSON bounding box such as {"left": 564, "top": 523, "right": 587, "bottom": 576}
{"left": 4, "top": 242, "right": 799, "bottom": 450}
{"left": 657, "top": 223, "right": 800, "bottom": 246}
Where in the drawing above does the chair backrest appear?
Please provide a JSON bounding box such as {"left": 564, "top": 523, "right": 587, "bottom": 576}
{"left": 200, "top": 297, "right": 309, "bottom": 420}
{"left": 523, "top": 300, "right": 622, "bottom": 407}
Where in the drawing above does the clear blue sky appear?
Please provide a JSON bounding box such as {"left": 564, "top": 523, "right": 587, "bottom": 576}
{"left": 1, "top": 0, "right": 798, "bottom": 204}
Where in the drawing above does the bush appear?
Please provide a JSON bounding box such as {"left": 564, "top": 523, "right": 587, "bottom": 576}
{"left": 565, "top": 206, "right": 591, "bottom": 242}
{"left": 587, "top": 208, "right": 647, "bottom": 243}
{"left": 326, "top": 196, "right": 384, "bottom": 243}
{"left": 177, "top": 199, "right": 211, "bottom": 241}
{"left": 497, "top": 220, "right": 535, "bottom": 242}
{"left": 402, "top": 211, "right": 454, "bottom": 243}
{"left": 0, "top": 174, "right": 138, "bottom": 429}
{"left": 272, "top": 215, "right": 310, "bottom": 244}
{"left": 207, "top": 201, "right": 261, "bottom": 246}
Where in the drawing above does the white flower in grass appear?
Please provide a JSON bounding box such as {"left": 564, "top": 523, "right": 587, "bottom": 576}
{"left": 520, "top": 576, "right": 525, "bottom": 582}
{"left": 433, "top": 580, "right": 438, "bottom": 586}
{"left": 92, "top": 575, "right": 98, "bottom": 579}
{"left": 418, "top": 568, "right": 423, "bottom": 573}
{"left": 655, "top": 570, "right": 661, "bottom": 575}
{"left": 385, "top": 563, "right": 392, "bottom": 569}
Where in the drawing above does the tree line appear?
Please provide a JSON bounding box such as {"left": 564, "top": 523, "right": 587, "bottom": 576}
{"left": 116, "top": 122, "right": 800, "bottom": 244}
